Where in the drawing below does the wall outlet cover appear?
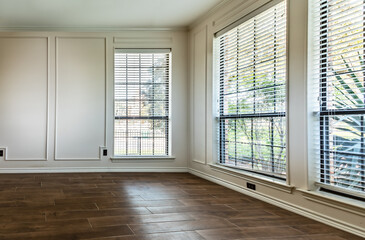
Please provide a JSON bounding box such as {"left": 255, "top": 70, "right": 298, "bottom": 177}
{"left": 247, "top": 182, "right": 256, "bottom": 190}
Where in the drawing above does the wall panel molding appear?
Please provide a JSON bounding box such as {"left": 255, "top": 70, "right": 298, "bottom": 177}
{"left": 191, "top": 25, "right": 208, "bottom": 165}
{"left": 0, "top": 36, "right": 49, "bottom": 161}
{"left": 54, "top": 36, "right": 107, "bottom": 161}
{"left": 113, "top": 36, "right": 173, "bottom": 44}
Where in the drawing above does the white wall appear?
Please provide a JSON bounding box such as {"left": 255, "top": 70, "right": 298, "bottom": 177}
{"left": 188, "top": 0, "right": 365, "bottom": 236}
{"left": 0, "top": 30, "right": 188, "bottom": 172}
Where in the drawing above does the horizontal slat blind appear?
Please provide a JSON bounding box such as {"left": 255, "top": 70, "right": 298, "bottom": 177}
{"left": 114, "top": 49, "right": 170, "bottom": 156}
{"left": 311, "top": 0, "right": 365, "bottom": 196}
{"left": 217, "top": 0, "right": 287, "bottom": 179}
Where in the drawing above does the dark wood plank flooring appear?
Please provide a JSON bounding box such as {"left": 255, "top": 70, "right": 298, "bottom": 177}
{"left": 0, "top": 173, "right": 362, "bottom": 240}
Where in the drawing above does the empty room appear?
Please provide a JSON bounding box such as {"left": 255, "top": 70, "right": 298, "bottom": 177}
{"left": 0, "top": 0, "right": 364, "bottom": 239}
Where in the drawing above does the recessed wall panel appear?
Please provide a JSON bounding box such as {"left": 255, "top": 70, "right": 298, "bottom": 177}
{"left": 0, "top": 37, "right": 48, "bottom": 160}
{"left": 192, "top": 27, "right": 207, "bottom": 164}
{"left": 55, "top": 37, "right": 106, "bottom": 160}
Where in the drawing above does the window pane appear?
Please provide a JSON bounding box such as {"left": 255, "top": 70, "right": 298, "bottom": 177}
{"left": 320, "top": 115, "right": 365, "bottom": 192}
{"left": 219, "top": 116, "right": 286, "bottom": 178}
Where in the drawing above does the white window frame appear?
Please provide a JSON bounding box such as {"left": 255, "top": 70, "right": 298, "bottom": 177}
{"left": 112, "top": 48, "right": 173, "bottom": 159}
{"left": 214, "top": 0, "right": 288, "bottom": 180}
{"left": 309, "top": 0, "right": 365, "bottom": 199}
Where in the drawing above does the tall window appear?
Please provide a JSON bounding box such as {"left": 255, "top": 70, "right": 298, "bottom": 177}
{"left": 312, "top": 0, "right": 365, "bottom": 197}
{"left": 114, "top": 49, "right": 170, "bottom": 156}
{"left": 216, "top": 1, "right": 287, "bottom": 179}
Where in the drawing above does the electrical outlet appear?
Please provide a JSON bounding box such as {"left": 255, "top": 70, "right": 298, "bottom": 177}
{"left": 103, "top": 149, "right": 108, "bottom": 156}
{"left": 247, "top": 182, "right": 256, "bottom": 190}
{"left": 0, "top": 150, "right": 3, "bottom": 157}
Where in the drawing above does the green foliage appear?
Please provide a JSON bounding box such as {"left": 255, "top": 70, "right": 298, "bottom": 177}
{"left": 224, "top": 70, "right": 286, "bottom": 176}
{"left": 330, "top": 53, "right": 364, "bottom": 191}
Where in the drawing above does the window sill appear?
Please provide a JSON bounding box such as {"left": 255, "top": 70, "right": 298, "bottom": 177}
{"left": 111, "top": 156, "right": 175, "bottom": 162}
{"left": 208, "top": 163, "right": 294, "bottom": 194}
{"left": 297, "top": 189, "right": 365, "bottom": 217}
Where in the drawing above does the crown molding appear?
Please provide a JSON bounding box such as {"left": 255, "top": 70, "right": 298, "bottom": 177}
{"left": 189, "top": 0, "right": 234, "bottom": 30}
{"left": 0, "top": 26, "right": 189, "bottom": 32}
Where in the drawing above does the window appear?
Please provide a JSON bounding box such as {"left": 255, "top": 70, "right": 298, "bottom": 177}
{"left": 114, "top": 49, "right": 170, "bottom": 156}
{"left": 216, "top": 1, "right": 287, "bottom": 179}
{"left": 311, "top": 0, "right": 365, "bottom": 197}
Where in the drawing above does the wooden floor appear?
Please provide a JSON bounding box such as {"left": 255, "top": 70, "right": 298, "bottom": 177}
{"left": 0, "top": 173, "right": 362, "bottom": 240}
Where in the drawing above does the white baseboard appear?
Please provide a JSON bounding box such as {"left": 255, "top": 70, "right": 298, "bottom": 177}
{"left": 189, "top": 168, "right": 365, "bottom": 238}
{"left": 0, "top": 167, "right": 188, "bottom": 173}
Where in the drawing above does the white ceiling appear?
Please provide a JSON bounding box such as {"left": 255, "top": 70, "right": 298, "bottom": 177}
{"left": 0, "top": 0, "right": 223, "bottom": 29}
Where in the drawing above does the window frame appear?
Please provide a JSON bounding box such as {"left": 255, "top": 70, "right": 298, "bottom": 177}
{"left": 313, "top": 0, "right": 365, "bottom": 198}
{"left": 215, "top": 0, "right": 288, "bottom": 180}
{"left": 113, "top": 48, "right": 172, "bottom": 158}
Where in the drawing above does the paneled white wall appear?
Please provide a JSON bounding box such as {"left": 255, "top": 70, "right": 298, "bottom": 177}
{"left": 0, "top": 31, "right": 188, "bottom": 171}
{"left": 55, "top": 37, "right": 106, "bottom": 160}
{"left": 188, "top": 0, "right": 365, "bottom": 236}
{"left": 0, "top": 37, "right": 48, "bottom": 161}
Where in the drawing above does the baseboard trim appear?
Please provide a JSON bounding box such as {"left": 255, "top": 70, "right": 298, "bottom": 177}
{"left": 189, "top": 168, "right": 365, "bottom": 238}
{"left": 209, "top": 163, "right": 294, "bottom": 193}
{"left": 0, "top": 167, "right": 189, "bottom": 173}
